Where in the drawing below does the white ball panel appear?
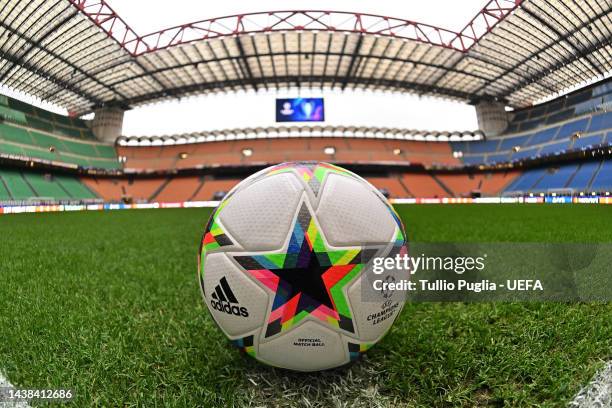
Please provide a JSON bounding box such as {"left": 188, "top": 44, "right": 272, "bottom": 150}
{"left": 316, "top": 173, "right": 396, "bottom": 246}
{"left": 257, "top": 321, "right": 348, "bottom": 371}
{"left": 203, "top": 253, "right": 269, "bottom": 337}
{"left": 219, "top": 173, "right": 304, "bottom": 251}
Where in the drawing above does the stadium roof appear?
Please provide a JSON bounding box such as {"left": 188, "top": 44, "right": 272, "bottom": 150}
{"left": 0, "top": 0, "right": 610, "bottom": 115}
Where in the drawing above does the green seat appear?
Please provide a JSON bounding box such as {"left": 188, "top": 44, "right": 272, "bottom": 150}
{"left": 53, "top": 114, "right": 73, "bottom": 127}
{"left": 7, "top": 98, "right": 35, "bottom": 114}
{"left": 81, "top": 129, "right": 96, "bottom": 140}
{"left": 62, "top": 139, "right": 98, "bottom": 156}
{"left": 0, "top": 105, "right": 27, "bottom": 123}
{"left": 88, "top": 159, "right": 120, "bottom": 169}
{"left": 0, "top": 170, "right": 35, "bottom": 200}
{"left": 23, "top": 172, "right": 71, "bottom": 200}
{"left": 0, "top": 176, "right": 11, "bottom": 200}
{"left": 56, "top": 175, "right": 98, "bottom": 199}
{"left": 95, "top": 144, "right": 117, "bottom": 159}
{"left": 59, "top": 155, "right": 91, "bottom": 167}
{"left": 0, "top": 143, "right": 25, "bottom": 156}
{"left": 0, "top": 123, "right": 33, "bottom": 144}
{"left": 22, "top": 147, "right": 60, "bottom": 162}
{"left": 33, "top": 107, "right": 55, "bottom": 122}
{"left": 26, "top": 116, "right": 55, "bottom": 133}
{"left": 30, "top": 131, "right": 66, "bottom": 150}
{"left": 55, "top": 125, "right": 82, "bottom": 139}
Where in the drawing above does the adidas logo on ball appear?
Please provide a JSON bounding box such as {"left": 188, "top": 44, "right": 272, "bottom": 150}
{"left": 210, "top": 277, "right": 249, "bottom": 317}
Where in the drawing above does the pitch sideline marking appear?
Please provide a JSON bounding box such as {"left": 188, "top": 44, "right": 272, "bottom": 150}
{"left": 0, "top": 373, "right": 30, "bottom": 408}
{"left": 569, "top": 361, "right": 612, "bottom": 408}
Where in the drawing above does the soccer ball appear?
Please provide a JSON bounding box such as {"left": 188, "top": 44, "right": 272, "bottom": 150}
{"left": 198, "top": 162, "right": 408, "bottom": 371}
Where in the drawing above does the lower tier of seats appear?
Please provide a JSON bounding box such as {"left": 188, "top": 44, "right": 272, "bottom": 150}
{"left": 505, "top": 160, "right": 611, "bottom": 194}
{"left": 1, "top": 160, "right": 609, "bottom": 204}
{"left": 0, "top": 169, "right": 98, "bottom": 201}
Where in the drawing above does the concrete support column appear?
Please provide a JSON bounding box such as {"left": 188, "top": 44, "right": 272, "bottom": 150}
{"left": 91, "top": 107, "right": 124, "bottom": 143}
{"left": 475, "top": 101, "right": 508, "bottom": 137}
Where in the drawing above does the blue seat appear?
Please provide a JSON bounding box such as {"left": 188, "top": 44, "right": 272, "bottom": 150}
{"left": 486, "top": 153, "right": 510, "bottom": 163}
{"left": 532, "top": 164, "right": 579, "bottom": 191}
{"left": 567, "top": 161, "right": 601, "bottom": 190}
{"left": 590, "top": 161, "right": 612, "bottom": 191}
{"left": 555, "top": 118, "right": 590, "bottom": 140}
{"left": 572, "top": 134, "right": 604, "bottom": 149}
{"left": 468, "top": 140, "right": 500, "bottom": 154}
{"left": 499, "top": 134, "right": 531, "bottom": 151}
{"left": 510, "top": 148, "right": 539, "bottom": 161}
{"left": 462, "top": 155, "right": 485, "bottom": 165}
{"left": 588, "top": 111, "right": 612, "bottom": 133}
{"left": 538, "top": 141, "right": 568, "bottom": 156}
{"left": 505, "top": 168, "right": 546, "bottom": 192}
{"left": 529, "top": 127, "right": 559, "bottom": 145}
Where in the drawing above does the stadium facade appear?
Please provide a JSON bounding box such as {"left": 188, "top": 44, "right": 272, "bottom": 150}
{"left": 0, "top": 0, "right": 611, "bottom": 209}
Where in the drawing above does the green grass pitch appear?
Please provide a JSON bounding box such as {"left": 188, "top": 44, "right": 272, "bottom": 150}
{"left": 0, "top": 205, "right": 610, "bottom": 407}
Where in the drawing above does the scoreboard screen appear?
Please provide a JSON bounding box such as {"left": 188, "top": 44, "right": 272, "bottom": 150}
{"left": 275, "top": 98, "right": 324, "bottom": 122}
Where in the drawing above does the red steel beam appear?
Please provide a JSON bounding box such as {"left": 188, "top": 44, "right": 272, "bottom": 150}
{"left": 126, "top": 11, "right": 465, "bottom": 55}
{"left": 68, "top": 0, "right": 149, "bottom": 54}
{"left": 69, "top": 1, "right": 522, "bottom": 56}
{"left": 451, "top": 0, "right": 522, "bottom": 50}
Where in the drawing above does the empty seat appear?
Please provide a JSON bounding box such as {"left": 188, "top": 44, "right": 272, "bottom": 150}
{"left": 402, "top": 174, "right": 449, "bottom": 198}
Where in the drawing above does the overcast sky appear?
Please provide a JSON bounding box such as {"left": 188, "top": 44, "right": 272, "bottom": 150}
{"left": 4, "top": 1, "right": 489, "bottom": 135}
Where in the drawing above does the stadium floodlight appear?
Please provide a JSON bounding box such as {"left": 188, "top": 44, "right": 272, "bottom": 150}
{"left": 393, "top": 148, "right": 402, "bottom": 156}
{"left": 179, "top": 153, "right": 189, "bottom": 160}
{"left": 241, "top": 148, "right": 253, "bottom": 157}
{"left": 453, "top": 151, "right": 464, "bottom": 158}
{"left": 323, "top": 146, "right": 336, "bottom": 155}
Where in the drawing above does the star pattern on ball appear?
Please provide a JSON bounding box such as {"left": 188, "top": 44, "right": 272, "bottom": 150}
{"left": 233, "top": 202, "right": 378, "bottom": 338}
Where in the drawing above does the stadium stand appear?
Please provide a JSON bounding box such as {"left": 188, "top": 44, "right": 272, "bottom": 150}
{"left": 116, "top": 137, "right": 462, "bottom": 171}
{"left": 503, "top": 160, "right": 610, "bottom": 195}
{"left": 192, "top": 179, "right": 240, "bottom": 201}
{"left": 436, "top": 172, "right": 519, "bottom": 197}
{"left": 3, "top": 78, "right": 611, "bottom": 203}
{"left": 0, "top": 95, "right": 119, "bottom": 170}
{"left": 1, "top": 3, "right": 611, "bottom": 204}
{"left": 0, "top": 168, "right": 98, "bottom": 202}
{"left": 81, "top": 177, "right": 167, "bottom": 202}
{"left": 154, "top": 177, "right": 202, "bottom": 203}
{"left": 401, "top": 174, "right": 450, "bottom": 198}
{"left": 454, "top": 82, "right": 612, "bottom": 166}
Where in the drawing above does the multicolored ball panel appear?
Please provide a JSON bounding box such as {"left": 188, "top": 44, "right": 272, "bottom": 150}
{"left": 348, "top": 342, "right": 374, "bottom": 361}
{"left": 233, "top": 201, "right": 378, "bottom": 338}
{"left": 231, "top": 335, "right": 256, "bottom": 357}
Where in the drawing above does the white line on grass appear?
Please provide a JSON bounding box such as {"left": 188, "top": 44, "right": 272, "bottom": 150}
{"left": 0, "top": 373, "right": 30, "bottom": 408}
{"left": 569, "top": 361, "right": 612, "bottom": 408}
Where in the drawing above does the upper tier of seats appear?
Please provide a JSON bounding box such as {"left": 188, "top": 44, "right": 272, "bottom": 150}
{"left": 117, "top": 138, "right": 461, "bottom": 171}
{"left": 453, "top": 80, "right": 612, "bottom": 165}
{"left": 0, "top": 94, "right": 119, "bottom": 169}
